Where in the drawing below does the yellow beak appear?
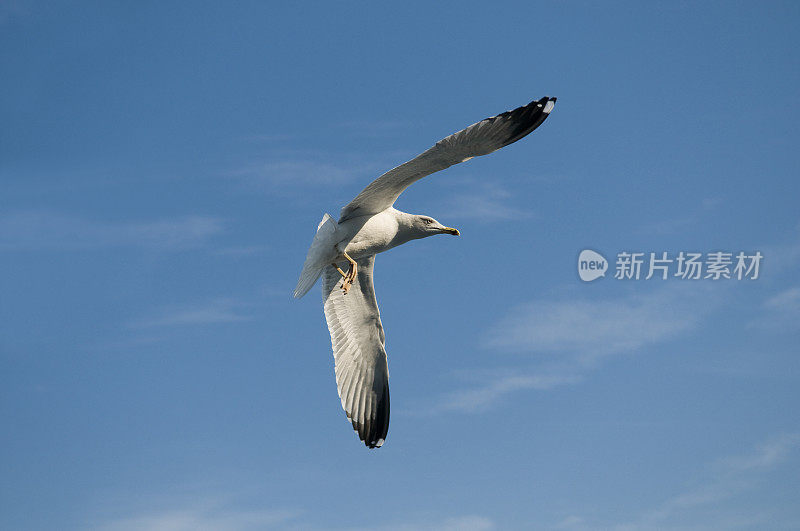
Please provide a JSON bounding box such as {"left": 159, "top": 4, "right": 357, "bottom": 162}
{"left": 441, "top": 227, "right": 460, "bottom": 236}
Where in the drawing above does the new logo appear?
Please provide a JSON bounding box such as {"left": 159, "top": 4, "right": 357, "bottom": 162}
{"left": 578, "top": 249, "right": 608, "bottom": 282}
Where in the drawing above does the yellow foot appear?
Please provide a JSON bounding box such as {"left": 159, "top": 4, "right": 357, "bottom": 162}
{"left": 337, "top": 252, "right": 358, "bottom": 295}
{"left": 341, "top": 277, "right": 352, "bottom": 294}
{"left": 341, "top": 265, "right": 357, "bottom": 294}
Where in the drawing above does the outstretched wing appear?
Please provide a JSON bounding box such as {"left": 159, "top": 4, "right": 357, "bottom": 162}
{"left": 339, "top": 96, "right": 556, "bottom": 222}
{"left": 322, "top": 255, "right": 390, "bottom": 448}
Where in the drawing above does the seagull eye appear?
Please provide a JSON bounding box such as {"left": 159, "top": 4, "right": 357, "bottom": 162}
{"left": 422, "top": 218, "right": 433, "bottom": 225}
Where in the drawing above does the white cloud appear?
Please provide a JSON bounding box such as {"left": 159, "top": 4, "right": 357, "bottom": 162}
{"left": 427, "top": 285, "right": 717, "bottom": 414}
{"left": 214, "top": 244, "right": 270, "bottom": 257}
{"left": 228, "top": 158, "right": 378, "bottom": 192}
{"left": 641, "top": 433, "right": 800, "bottom": 529}
{"left": 760, "top": 225, "right": 800, "bottom": 274}
{"left": 554, "top": 515, "right": 587, "bottom": 529}
{"left": 0, "top": 211, "right": 224, "bottom": 250}
{"left": 721, "top": 433, "right": 800, "bottom": 472}
{"left": 435, "top": 182, "right": 532, "bottom": 221}
{"left": 560, "top": 433, "right": 800, "bottom": 530}
{"left": 764, "top": 287, "right": 800, "bottom": 311}
{"left": 433, "top": 515, "right": 495, "bottom": 531}
{"left": 486, "top": 284, "right": 710, "bottom": 361}
{"left": 95, "top": 507, "right": 298, "bottom": 531}
{"left": 349, "top": 514, "right": 495, "bottom": 531}
{"left": 129, "top": 298, "right": 252, "bottom": 328}
{"left": 429, "top": 372, "right": 581, "bottom": 414}
{"left": 749, "top": 286, "right": 800, "bottom": 331}
{"left": 91, "top": 498, "right": 490, "bottom": 531}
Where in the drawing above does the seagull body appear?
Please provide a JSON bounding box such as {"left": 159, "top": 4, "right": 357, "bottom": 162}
{"left": 333, "top": 208, "right": 460, "bottom": 264}
{"left": 294, "top": 96, "right": 557, "bottom": 448}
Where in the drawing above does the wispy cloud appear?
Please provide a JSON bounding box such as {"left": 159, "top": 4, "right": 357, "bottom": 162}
{"left": 553, "top": 433, "right": 800, "bottom": 530}
{"left": 763, "top": 287, "right": 800, "bottom": 311}
{"left": 638, "top": 433, "right": 800, "bottom": 529}
{"left": 430, "top": 284, "right": 717, "bottom": 413}
{"left": 435, "top": 182, "right": 533, "bottom": 221}
{"left": 87, "top": 488, "right": 491, "bottom": 531}
{"left": 749, "top": 223, "right": 800, "bottom": 277}
{"left": 94, "top": 506, "right": 298, "bottom": 531}
{"left": 434, "top": 224, "right": 800, "bottom": 414}
{"left": 485, "top": 284, "right": 709, "bottom": 361}
{"left": 129, "top": 299, "right": 252, "bottom": 328}
{"left": 227, "top": 155, "right": 386, "bottom": 194}
{"left": 96, "top": 507, "right": 492, "bottom": 531}
{"left": 349, "top": 514, "right": 495, "bottom": 531}
{"left": 554, "top": 515, "right": 587, "bottom": 529}
{"left": 427, "top": 371, "right": 581, "bottom": 414}
{"left": 749, "top": 286, "right": 800, "bottom": 331}
{"left": 213, "top": 244, "right": 270, "bottom": 257}
{"left": 0, "top": 211, "right": 224, "bottom": 250}
{"left": 720, "top": 432, "right": 800, "bottom": 472}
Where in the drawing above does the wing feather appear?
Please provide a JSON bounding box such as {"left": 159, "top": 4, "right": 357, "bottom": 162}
{"left": 339, "top": 96, "right": 556, "bottom": 221}
{"left": 322, "top": 255, "right": 390, "bottom": 448}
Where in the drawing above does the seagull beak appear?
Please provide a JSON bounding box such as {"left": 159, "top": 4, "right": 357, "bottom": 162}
{"left": 441, "top": 226, "right": 460, "bottom": 236}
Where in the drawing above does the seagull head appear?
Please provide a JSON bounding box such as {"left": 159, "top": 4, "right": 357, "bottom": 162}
{"left": 413, "top": 215, "right": 460, "bottom": 237}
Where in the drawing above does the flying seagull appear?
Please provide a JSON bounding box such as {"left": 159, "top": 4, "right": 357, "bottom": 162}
{"left": 294, "top": 96, "right": 557, "bottom": 448}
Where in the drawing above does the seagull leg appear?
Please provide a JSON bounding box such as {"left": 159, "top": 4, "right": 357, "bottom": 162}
{"left": 340, "top": 252, "right": 358, "bottom": 294}
{"left": 332, "top": 264, "right": 348, "bottom": 278}
{"left": 331, "top": 263, "right": 352, "bottom": 294}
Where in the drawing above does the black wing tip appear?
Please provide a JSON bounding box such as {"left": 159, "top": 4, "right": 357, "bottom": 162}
{"left": 500, "top": 95, "right": 557, "bottom": 148}
{"left": 349, "top": 386, "right": 390, "bottom": 449}
{"left": 352, "top": 418, "right": 389, "bottom": 449}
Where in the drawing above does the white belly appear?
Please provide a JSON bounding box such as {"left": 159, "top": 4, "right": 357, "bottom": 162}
{"left": 336, "top": 210, "right": 401, "bottom": 259}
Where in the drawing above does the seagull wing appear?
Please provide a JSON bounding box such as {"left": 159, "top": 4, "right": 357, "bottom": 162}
{"left": 322, "top": 255, "right": 390, "bottom": 448}
{"left": 339, "top": 96, "right": 556, "bottom": 222}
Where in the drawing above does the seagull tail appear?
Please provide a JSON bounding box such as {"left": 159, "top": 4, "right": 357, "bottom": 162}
{"left": 294, "top": 213, "right": 338, "bottom": 299}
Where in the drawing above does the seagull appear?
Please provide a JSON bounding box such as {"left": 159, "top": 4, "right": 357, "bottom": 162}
{"left": 294, "top": 96, "right": 557, "bottom": 448}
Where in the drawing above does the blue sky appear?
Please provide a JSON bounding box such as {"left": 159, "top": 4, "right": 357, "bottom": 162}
{"left": 2, "top": 1, "right": 799, "bottom": 529}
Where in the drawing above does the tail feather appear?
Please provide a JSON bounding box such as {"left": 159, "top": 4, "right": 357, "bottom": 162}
{"left": 294, "top": 213, "right": 338, "bottom": 299}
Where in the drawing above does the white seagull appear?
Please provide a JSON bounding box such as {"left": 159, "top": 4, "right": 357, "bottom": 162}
{"left": 294, "top": 96, "right": 557, "bottom": 448}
